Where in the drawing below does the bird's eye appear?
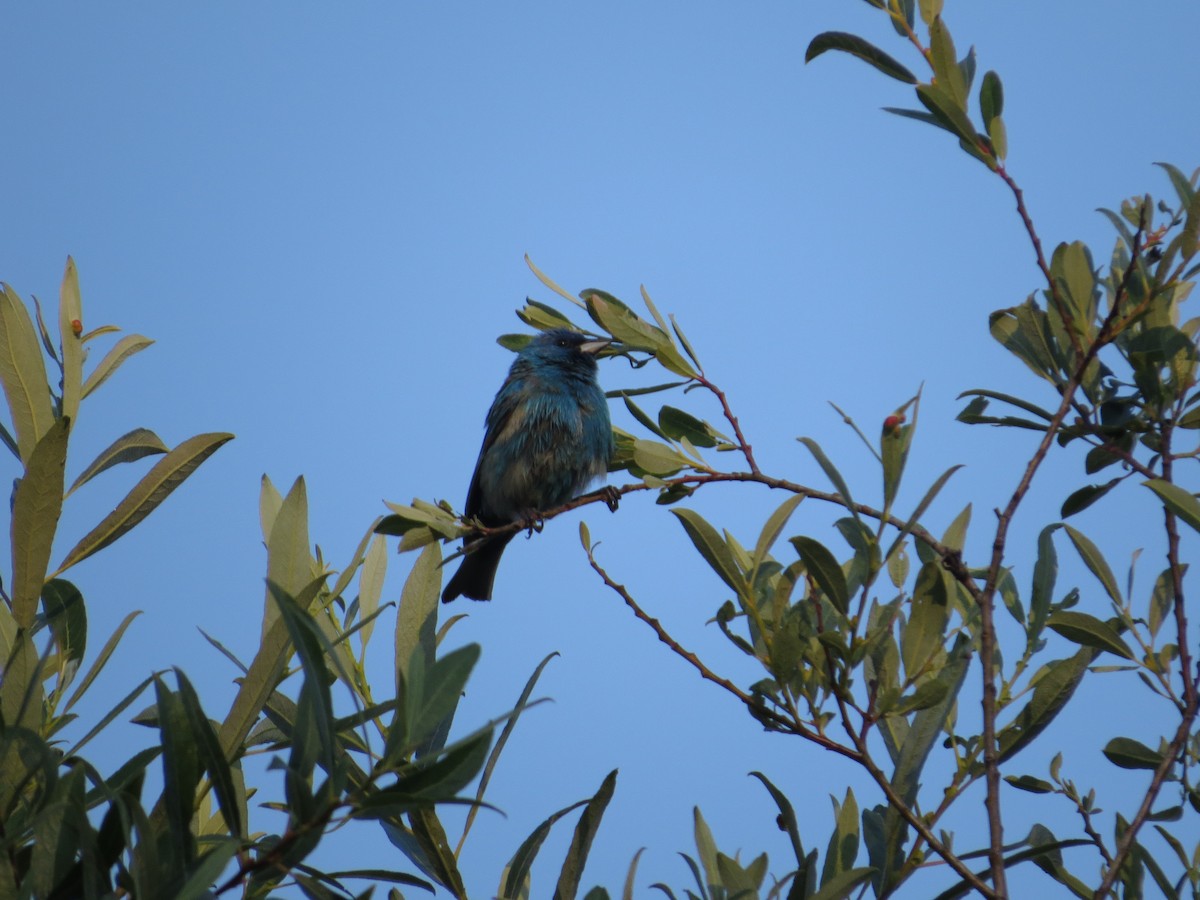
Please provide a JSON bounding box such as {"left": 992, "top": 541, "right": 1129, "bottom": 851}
{"left": 557, "top": 338, "right": 569, "bottom": 347}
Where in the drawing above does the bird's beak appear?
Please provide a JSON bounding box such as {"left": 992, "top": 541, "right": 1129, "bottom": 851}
{"left": 579, "top": 338, "right": 611, "bottom": 356}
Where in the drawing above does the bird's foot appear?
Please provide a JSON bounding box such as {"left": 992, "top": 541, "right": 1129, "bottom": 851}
{"left": 599, "top": 485, "right": 621, "bottom": 512}
{"left": 518, "top": 510, "right": 545, "bottom": 538}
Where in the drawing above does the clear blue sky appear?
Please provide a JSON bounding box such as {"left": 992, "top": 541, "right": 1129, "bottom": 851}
{"left": 4, "top": 2, "right": 1198, "bottom": 896}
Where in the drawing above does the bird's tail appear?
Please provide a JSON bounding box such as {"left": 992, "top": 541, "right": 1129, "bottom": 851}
{"left": 441, "top": 533, "right": 515, "bottom": 602}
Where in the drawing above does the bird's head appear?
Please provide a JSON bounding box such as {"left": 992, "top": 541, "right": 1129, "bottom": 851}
{"left": 520, "top": 329, "right": 611, "bottom": 373}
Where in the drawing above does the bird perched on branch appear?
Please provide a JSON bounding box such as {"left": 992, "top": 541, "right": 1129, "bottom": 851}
{"left": 441, "top": 329, "right": 616, "bottom": 602}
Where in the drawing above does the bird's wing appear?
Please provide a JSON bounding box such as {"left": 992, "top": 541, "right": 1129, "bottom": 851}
{"left": 462, "top": 375, "right": 526, "bottom": 520}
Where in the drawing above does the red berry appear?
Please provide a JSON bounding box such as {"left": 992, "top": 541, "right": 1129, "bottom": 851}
{"left": 71, "top": 319, "right": 82, "bottom": 337}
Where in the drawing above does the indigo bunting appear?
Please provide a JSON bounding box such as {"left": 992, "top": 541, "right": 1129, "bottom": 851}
{"left": 441, "top": 329, "right": 616, "bottom": 602}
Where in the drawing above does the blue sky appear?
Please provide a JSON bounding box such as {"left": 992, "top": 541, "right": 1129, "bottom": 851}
{"left": 4, "top": 2, "right": 1199, "bottom": 896}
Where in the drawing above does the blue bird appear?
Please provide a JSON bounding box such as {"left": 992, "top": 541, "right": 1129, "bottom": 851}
{"left": 442, "top": 329, "right": 616, "bottom": 603}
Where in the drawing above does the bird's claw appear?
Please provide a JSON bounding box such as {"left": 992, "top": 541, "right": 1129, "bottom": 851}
{"left": 519, "top": 510, "right": 545, "bottom": 538}
{"left": 600, "top": 485, "right": 621, "bottom": 512}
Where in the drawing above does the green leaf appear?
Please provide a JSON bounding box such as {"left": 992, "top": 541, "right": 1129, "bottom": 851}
{"left": 64, "top": 609, "right": 142, "bottom": 715}
{"left": 57, "top": 258, "right": 83, "bottom": 427}
{"left": 396, "top": 542, "right": 441, "bottom": 708}
{"left": 1061, "top": 524, "right": 1122, "bottom": 606}
{"left": 501, "top": 798, "right": 592, "bottom": 899}
{"left": 798, "top": 437, "right": 859, "bottom": 522}
{"left": 1143, "top": 478, "right": 1200, "bottom": 535}
{"left": 173, "top": 668, "right": 244, "bottom": 838}
{"left": 1047, "top": 611, "right": 1133, "bottom": 659}
{"left": 751, "top": 494, "right": 805, "bottom": 576}
{"left": 80, "top": 333, "right": 154, "bottom": 400}
{"left": 928, "top": 17, "right": 966, "bottom": 105}
{"left": 525, "top": 254, "right": 585, "bottom": 308}
{"left": 790, "top": 536, "right": 850, "bottom": 614}
{"left": 671, "top": 509, "right": 744, "bottom": 596}
{"left": 67, "top": 427, "right": 169, "bottom": 495}
{"left": 1102, "top": 737, "right": 1164, "bottom": 770}
{"left": 56, "top": 432, "right": 234, "bottom": 575}
{"left": 749, "top": 771, "right": 805, "bottom": 870}
{"left": 917, "top": 0, "right": 942, "bottom": 25}
{"left": 822, "top": 788, "right": 861, "bottom": 886}
{"left": 1005, "top": 774, "right": 1054, "bottom": 794}
{"left": 881, "top": 405, "right": 915, "bottom": 512}
{"left": 555, "top": 769, "right": 618, "bottom": 900}
{"left": 893, "top": 635, "right": 970, "bottom": 803}
{"left": 804, "top": 31, "right": 918, "bottom": 84}
{"left": 357, "top": 534, "right": 388, "bottom": 651}
{"left": 155, "top": 676, "right": 202, "bottom": 870}
{"left": 632, "top": 438, "right": 690, "bottom": 476}
{"left": 41, "top": 578, "right": 87, "bottom": 665}
{"left": 1060, "top": 480, "right": 1120, "bottom": 517}
{"left": 11, "top": 417, "right": 70, "bottom": 628}
{"left": 0, "top": 283, "right": 54, "bottom": 462}
{"left": 261, "top": 476, "right": 315, "bottom": 637}
{"left": 658, "top": 406, "right": 718, "bottom": 448}
{"left": 915, "top": 82, "right": 978, "bottom": 146}
{"left": 459, "top": 652, "right": 559, "bottom": 855}
{"left": 408, "top": 643, "right": 480, "bottom": 753}
{"left": 995, "top": 648, "right": 1093, "bottom": 764}
{"left": 979, "top": 70, "right": 1004, "bottom": 126}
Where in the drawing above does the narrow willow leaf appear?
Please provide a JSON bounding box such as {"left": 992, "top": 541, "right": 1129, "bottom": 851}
{"left": 822, "top": 788, "right": 861, "bottom": 885}
{"left": 80, "top": 334, "right": 154, "bottom": 399}
{"left": 0, "top": 284, "right": 54, "bottom": 461}
{"left": 58, "top": 258, "right": 84, "bottom": 425}
{"left": 658, "top": 406, "right": 717, "bottom": 448}
{"left": 632, "top": 438, "right": 689, "bottom": 476}
{"left": 621, "top": 394, "right": 669, "bottom": 441}
{"left": 790, "top": 536, "right": 850, "bottom": 614}
{"left": 11, "top": 417, "right": 69, "bottom": 627}
{"left": 1046, "top": 611, "right": 1134, "bottom": 660}
{"left": 749, "top": 771, "right": 805, "bottom": 868}
{"left": 883, "top": 465, "right": 963, "bottom": 565}
{"left": 692, "top": 807, "right": 720, "bottom": 887}
{"left": 1061, "top": 525, "right": 1122, "bottom": 605}
{"left": 1060, "top": 480, "right": 1120, "bottom": 518}
{"left": 1102, "top": 736, "right": 1163, "bottom": 770}
{"left": 956, "top": 388, "right": 1053, "bottom": 421}
{"left": 915, "top": 83, "right": 978, "bottom": 146}
{"left": 902, "top": 562, "right": 950, "bottom": 679}
{"left": 1143, "top": 478, "right": 1200, "bottom": 535}
{"left": 1005, "top": 774, "right": 1054, "bottom": 794}
{"left": 669, "top": 314, "right": 702, "bottom": 371}
{"left": 893, "top": 635, "right": 970, "bottom": 805}
{"left": 64, "top": 609, "right": 142, "bottom": 715}
{"left": 217, "top": 576, "right": 325, "bottom": 758}
{"left": 395, "top": 542, "right": 441, "bottom": 698}
{"left": 621, "top": 848, "right": 646, "bottom": 900}
{"left": 68, "top": 427, "right": 169, "bottom": 495}
{"left": 174, "top": 668, "right": 244, "bottom": 838}
{"left": 502, "top": 798, "right": 591, "bottom": 899}
{"left": 357, "top": 535, "right": 387, "bottom": 650}
{"left": 41, "top": 578, "right": 87, "bottom": 665}
{"left": 1154, "top": 161, "right": 1196, "bottom": 208}
{"left": 751, "top": 494, "right": 804, "bottom": 574}
{"left": 56, "top": 432, "right": 233, "bottom": 575}
{"left": 458, "top": 652, "right": 560, "bottom": 855}
{"left": 555, "top": 769, "right": 618, "bottom": 900}
{"left": 798, "top": 436, "right": 859, "bottom": 521}
{"left": 155, "top": 676, "right": 202, "bottom": 866}
{"left": 261, "top": 476, "right": 313, "bottom": 638}
{"left": 804, "top": 31, "right": 918, "bottom": 84}
{"left": 671, "top": 509, "right": 744, "bottom": 595}
{"left": 995, "top": 648, "right": 1092, "bottom": 764}
{"left": 525, "top": 254, "right": 586, "bottom": 307}
{"left": 928, "top": 17, "right": 966, "bottom": 105}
